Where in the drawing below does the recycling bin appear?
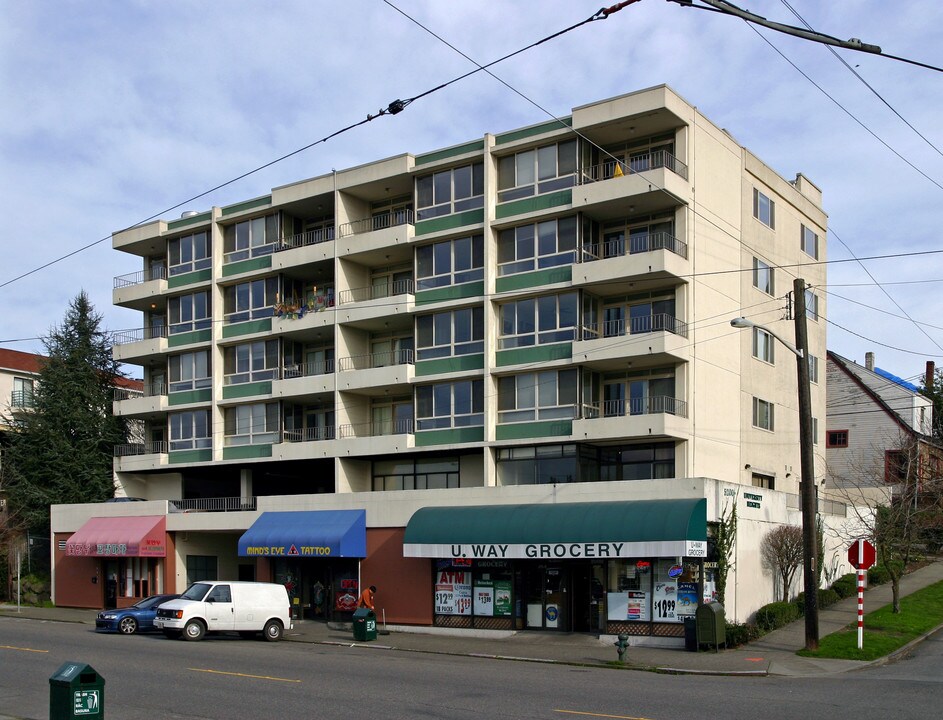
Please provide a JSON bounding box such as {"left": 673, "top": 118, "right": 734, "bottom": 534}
{"left": 353, "top": 607, "right": 377, "bottom": 641}
{"left": 50, "top": 661, "right": 105, "bottom": 719}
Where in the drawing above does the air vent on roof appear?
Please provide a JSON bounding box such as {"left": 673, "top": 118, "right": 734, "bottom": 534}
{"left": 180, "top": 211, "right": 200, "bottom": 219}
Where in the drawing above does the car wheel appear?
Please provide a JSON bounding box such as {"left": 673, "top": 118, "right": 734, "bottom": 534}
{"left": 263, "top": 619, "right": 283, "bottom": 642}
{"left": 183, "top": 620, "right": 205, "bottom": 641}
{"left": 118, "top": 617, "right": 138, "bottom": 635}
{"left": 163, "top": 629, "right": 182, "bottom": 639}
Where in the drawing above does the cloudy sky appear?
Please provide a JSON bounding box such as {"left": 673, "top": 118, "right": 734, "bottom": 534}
{"left": 2, "top": 0, "right": 942, "bottom": 385}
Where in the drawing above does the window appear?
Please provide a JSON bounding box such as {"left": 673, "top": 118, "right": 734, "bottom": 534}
{"left": 372, "top": 457, "right": 460, "bottom": 491}
{"left": 600, "top": 296, "right": 680, "bottom": 338}
{"left": 169, "top": 409, "right": 211, "bottom": 451}
{"left": 752, "top": 327, "right": 775, "bottom": 363}
{"left": 416, "top": 163, "right": 484, "bottom": 220}
{"left": 594, "top": 217, "right": 678, "bottom": 259}
{"left": 496, "top": 444, "right": 578, "bottom": 485}
{"left": 416, "top": 380, "right": 484, "bottom": 430}
{"left": 224, "top": 277, "right": 278, "bottom": 324}
{"left": 371, "top": 398, "right": 413, "bottom": 436}
{"left": 223, "top": 214, "right": 279, "bottom": 262}
{"left": 801, "top": 224, "right": 819, "bottom": 259}
{"left": 224, "top": 402, "right": 279, "bottom": 445}
{"left": 224, "top": 340, "right": 279, "bottom": 384}
{"left": 827, "top": 430, "right": 849, "bottom": 448}
{"left": 805, "top": 289, "right": 819, "bottom": 321}
{"left": 812, "top": 417, "right": 819, "bottom": 445}
{"left": 752, "top": 473, "right": 775, "bottom": 489}
{"left": 753, "top": 257, "right": 774, "bottom": 295}
{"left": 416, "top": 234, "right": 484, "bottom": 290}
{"left": 597, "top": 443, "right": 675, "bottom": 481}
{"left": 752, "top": 397, "right": 774, "bottom": 431}
{"left": 885, "top": 450, "right": 907, "bottom": 484}
{"left": 168, "top": 231, "right": 211, "bottom": 275}
{"left": 283, "top": 403, "right": 335, "bottom": 442}
{"left": 186, "top": 555, "right": 218, "bottom": 585}
{"left": 499, "top": 293, "right": 578, "bottom": 348}
{"left": 168, "top": 291, "right": 211, "bottom": 334}
{"left": 497, "top": 369, "right": 578, "bottom": 423}
{"left": 497, "top": 216, "right": 578, "bottom": 276}
{"left": 416, "top": 307, "right": 484, "bottom": 360}
{"left": 12, "top": 377, "right": 34, "bottom": 408}
{"left": 808, "top": 354, "right": 819, "bottom": 383}
{"left": 497, "top": 140, "right": 577, "bottom": 202}
{"left": 753, "top": 188, "right": 775, "bottom": 228}
{"left": 603, "top": 374, "right": 678, "bottom": 417}
{"left": 169, "top": 350, "right": 211, "bottom": 392}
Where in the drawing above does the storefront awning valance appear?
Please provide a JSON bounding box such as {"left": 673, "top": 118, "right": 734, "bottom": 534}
{"left": 403, "top": 498, "right": 706, "bottom": 560}
{"left": 65, "top": 516, "right": 167, "bottom": 558}
{"left": 238, "top": 510, "right": 367, "bottom": 558}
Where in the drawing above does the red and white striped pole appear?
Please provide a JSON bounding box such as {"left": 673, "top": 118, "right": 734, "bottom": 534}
{"left": 857, "top": 566, "right": 865, "bottom": 649}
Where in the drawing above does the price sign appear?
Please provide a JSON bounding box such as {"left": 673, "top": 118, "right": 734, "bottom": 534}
{"left": 654, "top": 583, "right": 678, "bottom": 621}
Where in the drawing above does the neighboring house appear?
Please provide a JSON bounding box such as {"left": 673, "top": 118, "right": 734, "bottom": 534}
{"left": 826, "top": 351, "right": 942, "bottom": 500}
{"left": 0, "top": 349, "right": 43, "bottom": 434}
{"left": 51, "top": 85, "right": 851, "bottom": 638}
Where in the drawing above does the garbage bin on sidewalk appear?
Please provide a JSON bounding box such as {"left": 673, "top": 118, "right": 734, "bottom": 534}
{"left": 50, "top": 661, "right": 105, "bottom": 719}
{"left": 683, "top": 616, "right": 698, "bottom": 652}
{"left": 353, "top": 608, "right": 377, "bottom": 641}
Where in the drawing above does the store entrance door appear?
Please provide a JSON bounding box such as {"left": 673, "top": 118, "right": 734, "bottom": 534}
{"left": 523, "top": 564, "right": 569, "bottom": 630}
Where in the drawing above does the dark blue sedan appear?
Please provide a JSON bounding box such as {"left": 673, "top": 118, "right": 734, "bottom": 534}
{"left": 96, "top": 594, "right": 180, "bottom": 634}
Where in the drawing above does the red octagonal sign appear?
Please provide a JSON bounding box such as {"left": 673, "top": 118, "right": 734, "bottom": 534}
{"left": 848, "top": 539, "right": 876, "bottom": 570}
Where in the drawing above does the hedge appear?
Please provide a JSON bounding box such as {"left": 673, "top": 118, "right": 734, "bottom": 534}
{"left": 754, "top": 601, "right": 800, "bottom": 632}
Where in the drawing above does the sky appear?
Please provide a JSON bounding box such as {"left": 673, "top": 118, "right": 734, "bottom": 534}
{"left": 1, "top": 0, "right": 942, "bottom": 386}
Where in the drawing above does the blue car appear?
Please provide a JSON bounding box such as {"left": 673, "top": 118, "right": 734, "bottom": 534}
{"left": 96, "top": 594, "right": 180, "bottom": 634}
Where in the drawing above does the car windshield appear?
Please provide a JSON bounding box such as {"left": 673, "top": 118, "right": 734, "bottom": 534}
{"left": 181, "top": 583, "right": 212, "bottom": 601}
{"left": 133, "top": 595, "right": 168, "bottom": 610}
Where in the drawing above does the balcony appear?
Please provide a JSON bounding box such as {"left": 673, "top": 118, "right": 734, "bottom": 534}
{"left": 337, "top": 350, "right": 414, "bottom": 393}
{"left": 112, "top": 326, "right": 169, "bottom": 362}
{"left": 113, "top": 441, "right": 169, "bottom": 472}
{"left": 113, "top": 383, "right": 167, "bottom": 417}
{"left": 272, "top": 228, "right": 336, "bottom": 271}
{"left": 336, "top": 418, "right": 415, "bottom": 456}
{"left": 339, "top": 208, "right": 414, "bottom": 238}
{"left": 336, "top": 279, "right": 415, "bottom": 327}
{"left": 10, "top": 389, "right": 35, "bottom": 410}
{"left": 113, "top": 267, "right": 169, "bottom": 311}
{"left": 170, "top": 496, "right": 257, "bottom": 513}
{"left": 573, "top": 315, "right": 689, "bottom": 370}
{"left": 272, "top": 361, "right": 335, "bottom": 401}
{"left": 573, "top": 154, "right": 689, "bottom": 221}
{"left": 573, "top": 397, "right": 690, "bottom": 442}
{"left": 577, "top": 232, "right": 689, "bottom": 290}
{"left": 273, "top": 427, "right": 339, "bottom": 462}
{"left": 337, "top": 209, "right": 415, "bottom": 257}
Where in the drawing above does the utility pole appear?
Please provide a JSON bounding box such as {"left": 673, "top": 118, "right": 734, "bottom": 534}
{"left": 793, "top": 277, "right": 819, "bottom": 650}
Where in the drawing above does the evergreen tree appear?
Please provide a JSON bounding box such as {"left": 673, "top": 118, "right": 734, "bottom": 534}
{"left": 3, "top": 292, "right": 130, "bottom": 536}
{"left": 918, "top": 367, "right": 943, "bottom": 442}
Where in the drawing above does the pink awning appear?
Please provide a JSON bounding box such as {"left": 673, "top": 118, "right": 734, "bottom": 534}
{"left": 65, "top": 516, "right": 166, "bottom": 557}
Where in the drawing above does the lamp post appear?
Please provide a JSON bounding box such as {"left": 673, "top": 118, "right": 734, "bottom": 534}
{"left": 730, "top": 277, "right": 819, "bottom": 650}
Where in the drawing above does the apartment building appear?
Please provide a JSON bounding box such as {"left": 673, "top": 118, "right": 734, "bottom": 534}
{"left": 51, "top": 85, "right": 841, "bottom": 639}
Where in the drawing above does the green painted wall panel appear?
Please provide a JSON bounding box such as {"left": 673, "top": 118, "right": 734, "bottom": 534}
{"left": 415, "top": 282, "right": 484, "bottom": 306}
{"left": 223, "top": 444, "right": 273, "bottom": 460}
{"left": 221, "top": 255, "right": 273, "bottom": 277}
{"left": 168, "top": 329, "right": 212, "bottom": 347}
{"left": 495, "top": 266, "right": 572, "bottom": 293}
{"left": 495, "top": 117, "right": 572, "bottom": 145}
{"left": 167, "top": 212, "right": 211, "bottom": 230}
{"left": 415, "top": 140, "right": 484, "bottom": 165}
{"left": 415, "top": 209, "right": 484, "bottom": 236}
{"left": 168, "top": 268, "right": 212, "bottom": 289}
{"left": 495, "top": 190, "right": 572, "bottom": 219}
{"left": 222, "top": 381, "right": 273, "bottom": 400}
{"left": 221, "top": 196, "right": 272, "bottom": 216}
{"left": 168, "top": 389, "right": 212, "bottom": 406}
{"left": 222, "top": 318, "right": 272, "bottom": 338}
{"left": 415, "top": 426, "right": 484, "bottom": 446}
{"left": 169, "top": 449, "right": 212, "bottom": 464}
{"left": 496, "top": 343, "right": 572, "bottom": 367}
{"left": 415, "top": 354, "right": 485, "bottom": 377}
{"left": 495, "top": 420, "right": 572, "bottom": 441}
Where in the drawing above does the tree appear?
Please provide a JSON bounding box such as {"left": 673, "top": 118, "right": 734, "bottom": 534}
{"left": 918, "top": 367, "right": 943, "bottom": 443}
{"left": 713, "top": 498, "right": 737, "bottom": 607}
{"left": 2, "top": 292, "right": 130, "bottom": 538}
{"left": 761, "top": 525, "right": 804, "bottom": 602}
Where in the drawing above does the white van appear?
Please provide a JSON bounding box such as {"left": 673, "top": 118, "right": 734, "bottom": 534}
{"left": 155, "top": 581, "right": 292, "bottom": 642}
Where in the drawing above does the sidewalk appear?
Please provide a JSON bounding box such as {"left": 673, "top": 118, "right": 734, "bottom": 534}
{"left": 4, "top": 560, "right": 942, "bottom": 679}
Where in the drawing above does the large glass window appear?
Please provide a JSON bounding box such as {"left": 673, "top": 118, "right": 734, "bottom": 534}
{"left": 497, "top": 216, "right": 578, "bottom": 276}
{"left": 752, "top": 327, "right": 775, "bottom": 364}
{"left": 168, "top": 291, "right": 211, "bottom": 334}
{"left": 12, "top": 377, "right": 34, "bottom": 408}
{"left": 753, "top": 257, "right": 774, "bottom": 295}
{"left": 498, "top": 140, "right": 577, "bottom": 202}
{"left": 416, "top": 307, "right": 484, "bottom": 360}
{"left": 168, "top": 350, "right": 211, "bottom": 392}
{"left": 372, "top": 456, "right": 460, "bottom": 491}
{"left": 600, "top": 296, "right": 679, "bottom": 337}
{"left": 497, "top": 369, "right": 578, "bottom": 423}
{"left": 499, "top": 292, "right": 578, "bottom": 348}
{"left": 753, "top": 188, "right": 775, "bottom": 228}
{"left": 805, "top": 289, "right": 819, "bottom": 321}
{"left": 224, "top": 402, "right": 279, "bottom": 445}
{"left": 598, "top": 443, "right": 676, "bottom": 481}
{"left": 416, "top": 234, "right": 484, "bottom": 290}
{"left": 168, "top": 231, "right": 211, "bottom": 276}
{"left": 801, "top": 224, "right": 819, "bottom": 259}
{"left": 224, "top": 277, "right": 279, "bottom": 324}
{"left": 416, "top": 163, "right": 484, "bottom": 220}
{"left": 223, "top": 214, "right": 279, "bottom": 263}
{"left": 602, "top": 373, "right": 678, "bottom": 417}
{"left": 752, "top": 397, "right": 774, "bottom": 431}
{"left": 496, "top": 444, "right": 577, "bottom": 485}
{"left": 169, "top": 409, "right": 211, "bottom": 451}
{"left": 224, "top": 340, "right": 279, "bottom": 384}
{"left": 416, "top": 380, "right": 484, "bottom": 430}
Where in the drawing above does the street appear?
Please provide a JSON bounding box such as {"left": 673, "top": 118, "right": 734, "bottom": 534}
{"left": 1, "top": 616, "right": 941, "bottom": 719}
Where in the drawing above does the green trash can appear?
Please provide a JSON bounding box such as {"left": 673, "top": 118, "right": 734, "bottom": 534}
{"left": 352, "top": 608, "right": 377, "bottom": 641}
{"left": 50, "top": 661, "right": 105, "bottom": 719}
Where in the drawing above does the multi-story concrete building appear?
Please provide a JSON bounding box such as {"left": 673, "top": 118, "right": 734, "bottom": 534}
{"left": 51, "top": 85, "right": 843, "bottom": 640}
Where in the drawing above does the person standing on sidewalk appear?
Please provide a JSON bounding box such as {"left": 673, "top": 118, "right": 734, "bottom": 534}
{"left": 358, "top": 585, "right": 376, "bottom": 610}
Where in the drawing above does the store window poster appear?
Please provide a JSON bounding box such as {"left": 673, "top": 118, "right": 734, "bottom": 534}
{"left": 653, "top": 582, "right": 678, "bottom": 621}
{"left": 435, "top": 569, "right": 471, "bottom": 615}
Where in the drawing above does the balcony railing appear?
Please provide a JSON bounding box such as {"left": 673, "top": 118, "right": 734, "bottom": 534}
{"left": 579, "top": 149, "right": 688, "bottom": 183}
{"left": 114, "top": 383, "right": 165, "bottom": 401}
{"left": 587, "top": 396, "right": 688, "bottom": 419}
{"left": 276, "top": 226, "right": 335, "bottom": 251}
{"left": 282, "top": 426, "right": 336, "bottom": 443}
{"left": 114, "top": 441, "right": 168, "bottom": 457}
{"left": 114, "top": 265, "right": 168, "bottom": 289}
{"left": 338, "top": 208, "right": 414, "bottom": 238}
{"left": 582, "top": 231, "right": 688, "bottom": 262}
{"left": 281, "top": 359, "right": 335, "bottom": 379}
{"left": 338, "top": 349, "right": 414, "bottom": 372}
{"left": 580, "top": 313, "right": 688, "bottom": 340}
{"left": 10, "top": 390, "right": 35, "bottom": 409}
{"left": 112, "top": 326, "right": 169, "bottom": 346}
{"left": 170, "top": 497, "right": 257, "bottom": 512}
{"left": 338, "top": 418, "right": 414, "bottom": 438}
{"left": 337, "top": 278, "right": 414, "bottom": 305}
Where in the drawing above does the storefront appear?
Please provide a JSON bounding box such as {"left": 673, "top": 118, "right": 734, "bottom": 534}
{"left": 404, "top": 498, "right": 706, "bottom": 637}
{"left": 237, "top": 509, "right": 366, "bottom": 621}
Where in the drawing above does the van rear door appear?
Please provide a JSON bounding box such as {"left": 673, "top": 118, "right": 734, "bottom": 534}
{"left": 204, "top": 584, "right": 235, "bottom": 631}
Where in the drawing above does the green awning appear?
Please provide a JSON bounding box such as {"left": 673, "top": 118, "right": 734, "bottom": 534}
{"left": 403, "top": 498, "right": 706, "bottom": 560}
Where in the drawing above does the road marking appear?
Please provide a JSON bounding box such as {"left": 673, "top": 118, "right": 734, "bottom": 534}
{"left": 0, "top": 645, "right": 48, "bottom": 653}
{"left": 555, "top": 711, "right": 654, "bottom": 720}
{"left": 189, "top": 668, "right": 301, "bottom": 683}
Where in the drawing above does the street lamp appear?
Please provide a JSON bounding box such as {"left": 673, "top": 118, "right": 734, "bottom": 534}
{"left": 730, "top": 277, "right": 819, "bottom": 650}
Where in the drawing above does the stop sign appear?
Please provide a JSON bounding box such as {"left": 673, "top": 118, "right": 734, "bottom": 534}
{"left": 848, "top": 539, "right": 876, "bottom": 570}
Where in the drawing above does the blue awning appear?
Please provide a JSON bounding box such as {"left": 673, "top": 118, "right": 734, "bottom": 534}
{"left": 238, "top": 510, "right": 366, "bottom": 558}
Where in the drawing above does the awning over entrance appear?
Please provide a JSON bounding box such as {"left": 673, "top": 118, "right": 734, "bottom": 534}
{"left": 65, "top": 516, "right": 167, "bottom": 557}
{"left": 238, "top": 510, "right": 367, "bottom": 558}
{"left": 403, "top": 498, "right": 706, "bottom": 560}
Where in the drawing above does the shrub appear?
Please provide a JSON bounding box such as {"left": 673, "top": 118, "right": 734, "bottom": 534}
{"left": 754, "top": 601, "right": 799, "bottom": 632}
{"left": 794, "top": 588, "right": 842, "bottom": 615}
{"left": 830, "top": 574, "right": 857, "bottom": 599}
{"left": 725, "top": 622, "right": 760, "bottom": 648}
{"left": 868, "top": 565, "right": 891, "bottom": 585}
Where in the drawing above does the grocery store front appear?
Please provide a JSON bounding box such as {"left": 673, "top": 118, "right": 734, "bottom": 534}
{"left": 403, "top": 498, "right": 707, "bottom": 638}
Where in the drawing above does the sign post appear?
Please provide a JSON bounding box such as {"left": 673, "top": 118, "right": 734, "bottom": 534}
{"left": 847, "top": 539, "right": 876, "bottom": 649}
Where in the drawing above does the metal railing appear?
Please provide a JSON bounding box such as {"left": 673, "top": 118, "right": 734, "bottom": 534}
{"left": 580, "top": 313, "right": 688, "bottom": 340}
{"left": 338, "top": 208, "right": 414, "bottom": 238}
{"left": 170, "top": 497, "right": 257, "bottom": 513}
{"left": 112, "top": 325, "right": 169, "bottom": 346}
{"left": 114, "top": 441, "right": 168, "bottom": 457}
{"left": 581, "top": 231, "right": 688, "bottom": 261}
{"left": 276, "top": 226, "right": 335, "bottom": 251}
{"left": 587, "top": 396, "right": 688, "bottom": 419}
{"left": 338, "top": 348, "right": 414, "bottom": 372}
{"left": 338, "top": 418, "right": 414, "bottom": 438}
{"left": 114, "top": 265, "right": 168, "bottom": 289}
{"left": 114, "top": 383, "right": 165, "bottom": 401}
{"left": 785, "top": 493, "right": 847, "bottom": 517}
{"left": 282, "top": 426, "right": 337, "bottom": 443}
{"left": 281, "top": 359, "right": 335, "bottom": 379}
{"left": 579, "top": 149, "right": 688, "bottom": 183}
{"left": 337, "top": 278, "right": 414, "bottom": 305}
{"left": 10, "top": 390, "right": 35, "bottom": 409}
